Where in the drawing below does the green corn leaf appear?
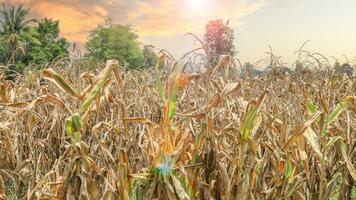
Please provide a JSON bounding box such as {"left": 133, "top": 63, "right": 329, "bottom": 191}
{"left": 240, "top": 106, "right": 259, "bottom": 140}
{"left": 239, "top": 105, "right": 253, "bottom": 136}
{"left": 239, "top": 92, "right": 267, "bottom": 140}
{"left": 72, "top": 113, "right": 82, "bottom": 130}
{"left": 193, "top": 129, "right": 204, "bottom": 164}
{"left": 65, "top": 113, "right": 82, "bottom": 143}
{"left": 155, "top": 72, "right": 166, "bottom": 103}
{"left": 306, "top": 99, "right": 322, "bottom": 123}
{"left": 80, "top": 60, "right": 119, "bottom": 113}
{"left": 285, "top": 161, "right": 292, "bottom": 180}
{"left": 168, "top": 84, "right": 179, "bottom": 120}
{"left": 326, "top": 96, "right": 351, "bottom": 125}
{"left": 80, "top": 77, "right": 106, "bottom": 113}
{"left": 42, "top": 69, "right": 80, "bottom": 98}
{"left": 65, "top": 118, "right": 73, "bottom": 137}
{"left": 306, "top": 99, "right": 317, "bottom": 114}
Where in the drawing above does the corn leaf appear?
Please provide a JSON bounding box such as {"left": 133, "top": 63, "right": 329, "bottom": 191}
{"left": 303, "top": 127, "right": 322, "bottom": 158}
{"left": 325, "top": 136, "right": 343, "bottom": 152}
{"left": 326, "top": 96, "right": 351, "bottom": 125}
{"left": 155, "top": 72, "right": 166, "bottom": 103}
{"left": 172, "top": 175, "right": 190, "bottom": 200}
{"left": 0, "top": 83, "right": 8, "bottom": 103}
{"left": 65, "top": 113, "right": 82, "bottom": 142}
{"left": 285, "top": 161, "right": 293, "bottom": 180}
{"left": 168, "top": 84, "right": 179, "bottom": 120}
{"left": 340, "top": 140, "right": 356, "bottom": 181}
{"left": 306, "top": 99, "right": 317, "bottom": 114}
{"left": 42, "top": 69, "right": 80, "bottom": 98}
{"left": 80, "top": 60, "right": 119, "bottom": 113}
{"left": 285, "top": 111, "right": 321, "bottom": 149}
{"left": 240, "top": 91, "right": 267, "bottom": 140}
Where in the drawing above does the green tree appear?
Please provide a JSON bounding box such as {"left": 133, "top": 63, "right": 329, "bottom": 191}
{"left": 26, "top": 18, "right": 69, "bottom": 68}
{"left": 0, "top": 4, "right": 69, "bottom": 77}
{"left": 85, "top": 21, "right": 143, "bottom": 69}
{"left": 142, "top": 45, "right": 157, "bottom": 68}
{"left": 0, "top": 3, "right": 40, "bottom": 66}
{"left": 204, "top": 19, "right": 235, "bottom": 59}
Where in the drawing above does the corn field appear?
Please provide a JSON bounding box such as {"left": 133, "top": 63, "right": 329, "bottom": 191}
{"left": 0, "top": 51, "right": 355, "bottom": 199}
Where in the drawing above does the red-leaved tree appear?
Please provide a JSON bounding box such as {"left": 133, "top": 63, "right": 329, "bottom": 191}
{"left": 204, "top": 19, "right": 236, "bottom": 59}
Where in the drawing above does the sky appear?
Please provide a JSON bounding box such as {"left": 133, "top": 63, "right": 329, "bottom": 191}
{"left": 8, "top": 0, "right": 356, "bottom": 64}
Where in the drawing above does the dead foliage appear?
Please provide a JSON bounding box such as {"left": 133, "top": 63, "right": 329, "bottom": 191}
{"left": 0, "top": 51, "right": 355, "bottom": 200}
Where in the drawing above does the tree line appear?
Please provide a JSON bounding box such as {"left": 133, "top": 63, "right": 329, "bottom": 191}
{"left": 0, "top": 3, "right": 236, "bottom": 78}
{"left": 0, "top": 4, "right": 68, "bottom": 78}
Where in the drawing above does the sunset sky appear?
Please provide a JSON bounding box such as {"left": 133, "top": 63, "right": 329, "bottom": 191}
{"left": 9, "top": 0, "right": 356, "bottom": 64}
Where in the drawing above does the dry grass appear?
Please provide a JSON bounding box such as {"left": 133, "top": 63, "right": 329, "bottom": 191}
{"left": 0, "top": 51, "right": 355, "bottom": 200}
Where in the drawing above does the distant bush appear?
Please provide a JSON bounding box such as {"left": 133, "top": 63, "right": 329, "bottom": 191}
{"left": 85, "top": 20, "right": 144, "bottom": 70}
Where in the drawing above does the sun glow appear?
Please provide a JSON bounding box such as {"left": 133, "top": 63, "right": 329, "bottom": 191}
{"left": 188, "top": 0, "right": 207, "bottom": 9}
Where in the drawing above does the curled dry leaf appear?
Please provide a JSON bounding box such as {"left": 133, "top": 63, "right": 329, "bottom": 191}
{"left": 42, "top": 68, "right": 80, "bottom": 99}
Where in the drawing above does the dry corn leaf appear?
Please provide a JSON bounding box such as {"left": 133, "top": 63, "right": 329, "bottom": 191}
{"left": 42, "top": 68, "right": 80, "bottom": 98}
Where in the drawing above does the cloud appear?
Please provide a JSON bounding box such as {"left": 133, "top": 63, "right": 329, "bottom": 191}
{"left": 8, "top": 0, "right": 267, "bottom": 43}
{"left": 128, "top": 0, "right": 267, "bottom": 36}
{"left": 10, "top": 0, "right": 112, "bottom": 43}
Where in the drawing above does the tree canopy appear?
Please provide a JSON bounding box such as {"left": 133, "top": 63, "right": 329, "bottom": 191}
{"left": 0, "top": 4, "right": 69, "bottom": 78}
{"left": 0, "top": 3, "right": 39, "bottom": 67}
{"left": 26, "top": 18, "right": 69, "bottom": 68}
{"left": 85, "top": 21, "right": 144, "bottom": 69}
{"left": 204, "top": 19, "right": 236, "bottom": 58}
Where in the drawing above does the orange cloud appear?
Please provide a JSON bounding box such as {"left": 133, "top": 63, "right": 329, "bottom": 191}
{"left": 10, "top": 0, "right": 108, "bottom": 43}
{"left": 8, "top": 0, "right": 267, "bottom": 43}
{"left": 128, "top": 0, "right": 267, "bottom": 36}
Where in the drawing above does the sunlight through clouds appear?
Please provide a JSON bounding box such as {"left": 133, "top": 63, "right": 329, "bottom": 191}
{"left": 128, "top": 0, "right": 267, "bottom": 36}
{"left": 10, "top": 0, "right": 109, "bottom": 43}
{"left": 10, "top": 0, "right": 267, "bottom": 42}
{"left": 6, "top": 0, "right": 356, "bottom": 66}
